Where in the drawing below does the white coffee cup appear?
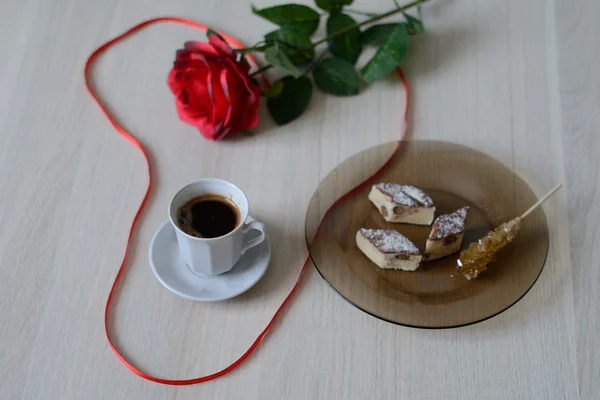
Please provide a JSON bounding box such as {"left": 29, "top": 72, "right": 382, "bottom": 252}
{"left": 169, "top": 179, "right": 266, "bottom": 276}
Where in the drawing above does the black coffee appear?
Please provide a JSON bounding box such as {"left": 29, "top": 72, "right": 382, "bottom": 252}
{"left": 177, "top": 194, "right": 240, "bottom": 238}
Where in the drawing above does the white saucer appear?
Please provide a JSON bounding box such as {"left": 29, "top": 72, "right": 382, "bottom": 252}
{"left": 149, "top": 217, "right": 270, "bottom": 301}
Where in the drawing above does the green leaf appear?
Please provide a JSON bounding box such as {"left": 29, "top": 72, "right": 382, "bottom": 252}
{"left": 313, "top": 57, "right": 359, "bottom": 96}
{"left": 251, "top": 4, "right": 320, "bottom": 35}
{"left": 360, "top": 24, "right": 408, "bottom": 84}
{"left": 326, "top": 12, "right": 362, "bottom": 64}
{"left": 403, "top": 12, "right": 424, "bottom": 35}
{"left": 265, "top": 27, "right": 315, "bottom": 65}
{"left": 315, "top": 0, "right": 352, "bottom": 12}
{"left": 393, "top": 0, "right": 425, "bottom": 31}
{"left": 267, "top": 76, "right": 312, "bottom": 125}
{"left": 360, "top": 23, "right": 403, "bottom": 46}
{"left": 264, "top": 45, "right": 301, "bottom": 77}
{"left": 206, "top": 28, "right": 226, "bottom": 42}
{"left": 264, "top": 80, "right": 285, "bottom": 98}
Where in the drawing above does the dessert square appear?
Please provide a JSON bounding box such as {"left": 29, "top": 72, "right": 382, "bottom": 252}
{"left": 356, "top": 228, "right": 422, "bottom": 271}
{"left": 368, "top": 183, "right": 435, "bottom": 225}
{"left": 423, "top": 206, "right": 469, "bottom": 261}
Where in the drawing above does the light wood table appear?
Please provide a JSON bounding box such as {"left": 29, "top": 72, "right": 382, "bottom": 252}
{"left": 0, "top": 0, "right": 597, "bottom": 399}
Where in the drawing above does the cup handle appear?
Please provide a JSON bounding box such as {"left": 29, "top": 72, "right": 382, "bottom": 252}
{"left": 241, "top": 220, "right": 266, "bottom": 255}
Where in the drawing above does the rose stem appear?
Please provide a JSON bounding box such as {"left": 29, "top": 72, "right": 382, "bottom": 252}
{"left": 344, "top": 9, "right": 377, "bottom": 17}
{"left": 519, "top": 184, "right": 562, "bottom": 220}
{"left": 249, "top": 0, "right": 428, "bottom": 78}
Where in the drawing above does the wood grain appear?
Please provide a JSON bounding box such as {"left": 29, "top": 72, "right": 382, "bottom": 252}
{"left": 554, "top": 1, "right": 600, "bottom": 399}
{"left": 0, "top": 0, "right": 595, "bottom": 398}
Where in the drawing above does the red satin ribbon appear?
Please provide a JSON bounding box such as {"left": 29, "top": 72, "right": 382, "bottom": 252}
{"left": 84, "top": 16, "right": 409, "bottom": 386}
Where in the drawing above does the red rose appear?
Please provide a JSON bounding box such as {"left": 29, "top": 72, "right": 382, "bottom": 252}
{"left": 167, "top": 35, "right": 261, "bottom": 140}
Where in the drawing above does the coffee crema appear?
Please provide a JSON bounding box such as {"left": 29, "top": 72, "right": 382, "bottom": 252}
{"left": 177, "top": 194, "right": 240, "bottom": 238}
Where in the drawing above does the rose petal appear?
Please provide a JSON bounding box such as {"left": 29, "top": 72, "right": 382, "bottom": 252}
{"left": 167, "top": 68, "right": 180, "bottom": 93}
{"left": 222, "top": 58, "right": 258, "bottom": 105}
{"left": 168, "top": 63, "right": 219, "bottom": 139}
{"left": 222, "top": 63, "right": 261, "bottom": 133}
{"left": 184, "top": 41, "right": 219, "bottom": 57}
{"left": 202, "top": 68, "right": 215, "bottom": 124}
{"left": 174, "top": 100, "right": 215, "bottom": 139}
{"left": 208, "top": 60, "right": 261, "bottom": 135}
{"left": 201, "top": 61, "right": 232, "bottom": 137}
{"left": 208, "top": 35, "right": 236, "bottom": 60}
{"left": 175, "top": 49, "right": 191, "bottom": 60}
{"left": 219, "top": 68, "right": 233, "bottom": 126}
{"left": 232, "top": 94, "right": 260, "bottom": 132}
{"left": 213, "top": 124, "right": 233, "bottom": 141}
{"left": 234, "top": 82, "right": 261, "bottom": 130}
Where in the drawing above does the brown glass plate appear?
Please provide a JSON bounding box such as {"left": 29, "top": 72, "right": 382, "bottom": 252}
{"left": 305, "top": 141, "right": 549, "bottom": 329}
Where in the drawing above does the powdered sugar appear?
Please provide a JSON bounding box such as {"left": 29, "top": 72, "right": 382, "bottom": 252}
{"left": 374, "top": 183, "right": 434, "bottom": 208}
{"left": 429, "top": 206, "right": 469, "bottom": 240}
{"left": 359, "top": 228, "right": 420, "bottom": 254}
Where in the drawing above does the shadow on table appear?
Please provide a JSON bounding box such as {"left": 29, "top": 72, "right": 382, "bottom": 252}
{"left": 227, "top": 213, "right": 309, "bottom": 304}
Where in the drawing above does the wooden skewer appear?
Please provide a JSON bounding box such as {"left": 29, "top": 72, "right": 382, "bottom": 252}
{"left": 519, "top": 184, "right": 562, "bottom": 220}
